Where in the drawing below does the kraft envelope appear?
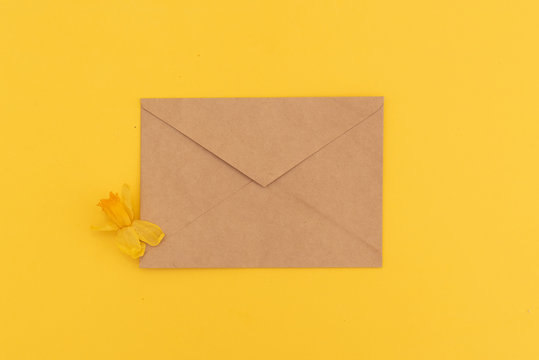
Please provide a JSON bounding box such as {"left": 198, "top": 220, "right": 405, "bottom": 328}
{"left": 139, "top": 97, "right": 383, "bottom": 268}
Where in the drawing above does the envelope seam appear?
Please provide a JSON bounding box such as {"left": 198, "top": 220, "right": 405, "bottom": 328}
{"left": 141, "top": 107, "right": 260, "bottom": 184}
{"left": 264, "top": 103, "right": 384, "bottom": 187}
{"left": 272, "top": 189, "right": 382, "bottom": 255}
{"left": 164, "top": 180, "right": 253, "bottom": 239}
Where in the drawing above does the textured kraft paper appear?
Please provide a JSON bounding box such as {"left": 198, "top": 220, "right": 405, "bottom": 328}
{"left": 139, "top": 97, "right": 383, "bottom": 268}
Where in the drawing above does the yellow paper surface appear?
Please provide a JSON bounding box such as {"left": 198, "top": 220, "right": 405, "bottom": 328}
{"left": 1, "top": 0, "right": 538, "bottom": 359}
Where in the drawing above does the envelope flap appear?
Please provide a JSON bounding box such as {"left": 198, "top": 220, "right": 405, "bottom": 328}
{"left": 141, "top": 97, "right": 383, "bottom": 186}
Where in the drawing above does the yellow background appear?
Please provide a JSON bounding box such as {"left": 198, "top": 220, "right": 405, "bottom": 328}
{"left": 1, "top": 0, "right": 538, "bottom": 359}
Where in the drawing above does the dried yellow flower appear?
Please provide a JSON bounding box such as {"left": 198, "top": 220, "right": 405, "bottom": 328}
{"left": 93, "top": 184, "right": 164, "bottom": 259}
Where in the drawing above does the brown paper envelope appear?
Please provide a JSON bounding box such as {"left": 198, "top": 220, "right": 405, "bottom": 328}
{"left": 139, "top": 97, "right": 383, "bottom": 268}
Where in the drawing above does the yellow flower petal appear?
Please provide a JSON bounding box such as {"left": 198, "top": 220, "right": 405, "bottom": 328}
{"left": 132, "top": 219, "right": 165, "bottom": 246}
{"left": 115, "top": 226, "right": 145, "bottom": 258}
{"left": 120, "top": 183, "right": 134, "bottom": 222}
{"left": 97, "top": 192, "right": 132, "bottom": 228}
{"left": 91, "top": 223, "right": 119, "bottom": 231}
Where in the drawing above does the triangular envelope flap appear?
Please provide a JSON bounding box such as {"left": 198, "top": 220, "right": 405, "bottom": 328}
{"left": 141, "top": 97, "right": 384, "bottom": 186}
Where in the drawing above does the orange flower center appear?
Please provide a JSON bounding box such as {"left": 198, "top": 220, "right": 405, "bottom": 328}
{"left": 97, "top": 192, "right": 133, "bottom": 228}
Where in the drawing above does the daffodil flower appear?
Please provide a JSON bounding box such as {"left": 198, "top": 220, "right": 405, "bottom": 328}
{"left": 93, "top": 184, "right": 164, "bottom": 258}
